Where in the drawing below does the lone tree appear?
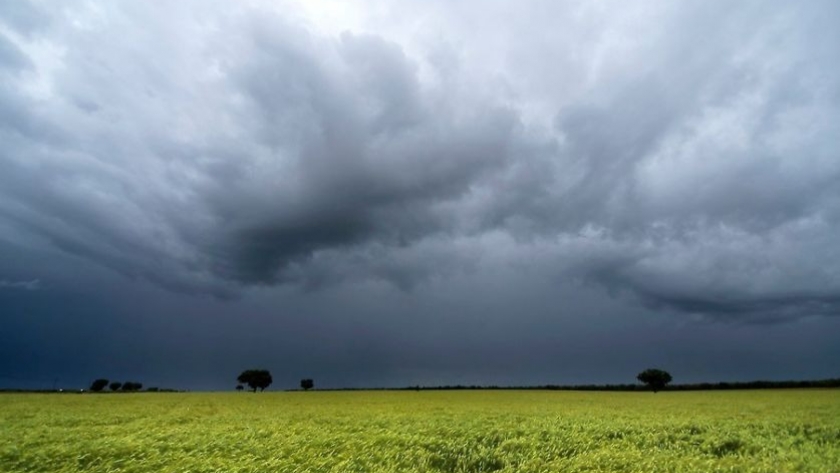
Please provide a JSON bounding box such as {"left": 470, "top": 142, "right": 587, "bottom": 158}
{"left": 236, "top": 384, "right": 244, "bottom": 392}
{"left": 90, "top": 379, "right": 109, "bottom": 392}
{"left": 637, "top": 368, "right": 673, "bottom": 393}
{"left": 237, "top": 369, "right": 273, "bottom": 392}
{"left": 109, "top": 382, "right": 122, "bottom": 392}
{"left": 300, "top": 378, "right": 314, "bottom": 391}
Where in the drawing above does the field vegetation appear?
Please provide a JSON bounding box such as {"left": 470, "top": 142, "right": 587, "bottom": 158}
{"left": 1, "top": 390, "right": 838, "bottom": 472}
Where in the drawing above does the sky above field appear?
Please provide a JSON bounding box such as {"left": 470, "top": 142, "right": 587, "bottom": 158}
{"left": 2, "top": 0, "right": 840, "bottom": 391}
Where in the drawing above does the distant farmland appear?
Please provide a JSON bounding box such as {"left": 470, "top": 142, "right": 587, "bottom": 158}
{"left": 1, "top": 390, "right": 838, "bottom": 472}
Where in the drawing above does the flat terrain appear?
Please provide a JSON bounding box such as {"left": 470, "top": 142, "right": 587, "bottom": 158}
{"left": 1, "top": 390, "right": 838, "bottom": 472}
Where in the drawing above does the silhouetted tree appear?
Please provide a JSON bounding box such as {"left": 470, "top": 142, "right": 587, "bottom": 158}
{"left": 300, "top": 378, "right": 314, "bottom": 391}
{"left": 637, "top": 369, "right": 672, "bottom": 393}
{"left": 121, "top": 382, "right": 143, "bottom": 392}
{"left": 90, "top": 379, "right": 109, "bottom": 392}
{"left": 109, "top": 382, "right": 122, "bottom": 392}
{"left": 236, "top": 384, "right": 244, "bottom": 392}
{"left": 237, "top": 369, "right": 273, "bottom": 392}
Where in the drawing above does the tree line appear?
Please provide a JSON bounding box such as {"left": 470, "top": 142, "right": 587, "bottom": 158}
{"left": 82, "top": 369, "right": 838, "bottom": 394}
{"left": 394, "top": 378, "right": 840, "bottom": 392}
{"left": 235, "top": 370, "right": 315, "bottom": 393}
{"left": 258, "top": 369, "right": 838, "bottom": 393}
{"left": 232, "top": 368, "right": 674, "bottom": 393}
{"left": 232, "top": 369, "right": 674, "bottom": 393}
{"left": 88, "top": 379, "right": 177, "bottom": 392}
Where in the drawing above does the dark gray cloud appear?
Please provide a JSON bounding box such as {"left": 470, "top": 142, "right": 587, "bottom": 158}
{"left": 1, "top": 0, "right": 839, "bottom": 389}
{"left": 0, "top": 3, "right": 520, "bottom": 295}
{"left": 1, "top": 1, "right": 838, "bottom": 314}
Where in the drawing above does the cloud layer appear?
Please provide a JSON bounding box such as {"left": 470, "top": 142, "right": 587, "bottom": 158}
{"left": 2, "top": 0, "right": 839, "bottom": 323}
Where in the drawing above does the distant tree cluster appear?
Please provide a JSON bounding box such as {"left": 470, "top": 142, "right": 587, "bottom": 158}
{"left": 300, "top": 379, "right": 314, "bottom": 391}
{"left": 122, "top": 382, "right": 143, "bottom": 391}
{"left": 89, "top": 379, "right": 147, "bottom": 392}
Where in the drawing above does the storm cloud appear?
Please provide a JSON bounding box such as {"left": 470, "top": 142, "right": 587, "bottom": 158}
{"left": 1, "top": 1, "right": 839, "bottom": 389}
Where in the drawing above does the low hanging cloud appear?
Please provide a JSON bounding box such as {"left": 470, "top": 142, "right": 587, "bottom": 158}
{"left": 1, "top": 0, "right": 839, "bottom": 322}
{"left": 0, "top": 279, "right": 40, "bottom": 291}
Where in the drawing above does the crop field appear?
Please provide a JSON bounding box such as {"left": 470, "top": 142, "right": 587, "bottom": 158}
{"left": 1, "top": 390, "right": 838, "bottom": 473}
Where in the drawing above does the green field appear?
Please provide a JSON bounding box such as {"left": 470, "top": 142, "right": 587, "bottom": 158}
{"left": 1, "top": 390, "right": 838, "bottom": 473}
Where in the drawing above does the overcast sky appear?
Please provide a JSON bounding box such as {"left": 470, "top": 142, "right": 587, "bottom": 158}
{"left": 2, "top": 0, "right": 839, "bottom": 391}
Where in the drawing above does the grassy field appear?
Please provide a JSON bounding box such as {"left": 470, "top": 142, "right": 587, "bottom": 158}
{"left": 1, "top": 390, "right": 838, "bottom": 473}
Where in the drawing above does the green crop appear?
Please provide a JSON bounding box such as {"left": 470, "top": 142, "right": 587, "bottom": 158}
{"left": 1, "top": 390, "right": 838, "bottom": 472}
